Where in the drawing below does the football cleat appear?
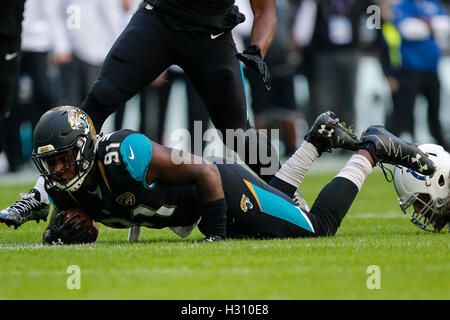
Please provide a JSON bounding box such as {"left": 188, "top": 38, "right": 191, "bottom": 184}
{"left": 305, "top": 111, "right": 359, "bottom": 155}
{"left": 0, "top": 189, "right": 50, "bottom": 229}
{"left": 358, "top": 125, "right": 436, "bottom": 176}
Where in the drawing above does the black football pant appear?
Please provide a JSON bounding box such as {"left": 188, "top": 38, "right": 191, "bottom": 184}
{"left": 212, "top": 163, "right": 359, "bottom": 238}
{"left": 0, "top": 36, "right": 21, "bottom": 153}
{"left": 3, "top": 51, "right": 53, "bottom": 171}
{"left": 80, "top": 6, "right": 279, "bottom": 182}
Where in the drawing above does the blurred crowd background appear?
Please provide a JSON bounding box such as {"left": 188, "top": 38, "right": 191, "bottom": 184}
{"left": 0, "top": 0, "right": 449, "bottom": 174}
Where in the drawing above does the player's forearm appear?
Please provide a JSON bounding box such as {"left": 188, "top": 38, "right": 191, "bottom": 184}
{"left": 43, "top": 208, "right": 59, "bottom": 244}
{"left": 196, "top": 164, "right": 225, "bottom": 203}
{"left": 196, "top": 164, "right": 227, "bottom": 239}
{"left": 249, "top": 1, "right": 276, "bottom": 57}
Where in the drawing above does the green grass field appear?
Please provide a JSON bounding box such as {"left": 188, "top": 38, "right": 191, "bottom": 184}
{"left": 0, "top": 169, "right": 448, "bottom": 300}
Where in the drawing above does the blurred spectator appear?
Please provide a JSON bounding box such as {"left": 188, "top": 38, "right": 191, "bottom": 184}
{"left": 293, "top": 0, "right": 377, "bottom": 128}
{"left": 383, "top": 0, "right": 450, "bottom": 149}
{"left": 52, "top": 0, "right": 126, "bottom": 106}
{"left": 3, "top": 0, "right": 58, "bottom": 172}
{"left": 438, "top": 0, "right": 450, "bottom": 54}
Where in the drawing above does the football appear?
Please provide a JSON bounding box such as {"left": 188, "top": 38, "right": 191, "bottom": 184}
{"left": 62, "top": 208, "right": 99, "bottom": 243}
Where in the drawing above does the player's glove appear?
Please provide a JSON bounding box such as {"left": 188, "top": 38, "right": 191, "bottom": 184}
{"left": 197, "top": 198, "right": 228, "bottom": 242}
{"left": 43, "top": 212, "right": 93, "bottom": 245}
{"left": 236, "top": 44, "right": 271, "bottom": 90}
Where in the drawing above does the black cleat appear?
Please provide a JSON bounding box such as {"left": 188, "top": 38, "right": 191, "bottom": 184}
{"left": 305, "top": 111, "right": 359, "bottom": 155}
{"left": 0, "top": 189, "right": 50, "bottom": 229}
{"left": 358, "top": 125, "right": 436, "bottom": 175}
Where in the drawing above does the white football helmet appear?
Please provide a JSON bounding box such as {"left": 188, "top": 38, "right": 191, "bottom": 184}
{"left": 393, "top": 144, "right": 450, "bottom": 232}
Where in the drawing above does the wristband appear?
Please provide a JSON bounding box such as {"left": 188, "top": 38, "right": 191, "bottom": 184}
{"left": 199, "top": 198, "right": 227, "bottom": 238}
{"left": 243, "top": 44, "right": 262, "bottom": 58}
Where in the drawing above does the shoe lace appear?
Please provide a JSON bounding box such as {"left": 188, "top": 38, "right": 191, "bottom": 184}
{"left": 338, "top": 121, "right": 358, "bottom": 138}
{"left": 9, "top": 193, "right": 41, "bottom": 214}
{"left": 378, "top": 163, "right": 401, "bottom": 183}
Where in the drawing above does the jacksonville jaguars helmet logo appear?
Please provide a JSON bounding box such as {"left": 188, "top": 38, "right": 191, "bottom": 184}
{"left": 116, "top": 192, "right": 136, "bottom": 206}
{"left": 240, "top": 194, "right": 254, "bottom": 213}
{"left": 66, "top": 107, "right": 95, "bottom": 135}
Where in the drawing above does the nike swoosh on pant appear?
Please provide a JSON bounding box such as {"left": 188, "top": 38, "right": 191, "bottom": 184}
{"left": 210, "top": 32, "right": 225, "bottom": 40}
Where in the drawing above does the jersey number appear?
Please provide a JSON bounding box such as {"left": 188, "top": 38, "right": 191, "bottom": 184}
{"left": 104, "top": 142, "right": 120, "bottom": 165}
{"left": 132, "top": 204, "right": 176, "bottom": 218}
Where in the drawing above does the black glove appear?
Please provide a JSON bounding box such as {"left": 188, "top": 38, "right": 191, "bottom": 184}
{"left": 197, "top": 198, "right": 228, "bottom": 241}
{"left": 236, "top": 44, "right": 271, "bottom": 90}
{"left": 43, "top": 213, "right": 93, "bottom": 245}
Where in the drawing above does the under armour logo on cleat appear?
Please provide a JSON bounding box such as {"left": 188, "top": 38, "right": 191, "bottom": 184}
{"left": 417, "top": 164, "right": 428, "bottom": 173}
{"left": 411, "top": 154, "right": 421, "bottom": 164}
{"left": 318, "top": 125, "right": 334, "bottom": 138}
{"left": 411, "top": 154, "right": 428, "bottom": 173}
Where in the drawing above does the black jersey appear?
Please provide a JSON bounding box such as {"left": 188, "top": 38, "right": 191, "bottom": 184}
{"left": 47, "top": 130, "right": 202, "bottom": 229}
{"left": 145, "top": 0, "right": 245, "bottom": 32}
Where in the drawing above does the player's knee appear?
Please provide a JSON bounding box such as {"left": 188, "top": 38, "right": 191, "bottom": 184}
{"left": 309, "top": 206, "right": 340, "bottom": 237}
{"left": 205, "top": 67, "right": 239, "bottom": 92}
{"left": 91, "top": 78, "right": 124, "bottom": 108}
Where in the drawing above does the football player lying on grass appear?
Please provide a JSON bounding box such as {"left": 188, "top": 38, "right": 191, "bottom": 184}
{"left": 0, "top": 106, "right": 439, "bottom": 244}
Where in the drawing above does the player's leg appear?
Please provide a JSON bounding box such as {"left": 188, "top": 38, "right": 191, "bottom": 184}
{"left": 224, "top": 124, "right": 436, "bottom": 238}
{"left": 0, "top": 176, "right": 50, "bottom": 228}
{"left": 180, "top": 32, "right": 280, "bottom": 183}
{"left": 269, "top": 111, "right": 359, "bottom": 208}
{"left": 80, "top": 7, "right": 173, "bottom": 131}
{"left": 218, "top": 150, "right": 366, "bottom": 238}
{"left": 305, "top": 124, "right": 437, "bottom": 236}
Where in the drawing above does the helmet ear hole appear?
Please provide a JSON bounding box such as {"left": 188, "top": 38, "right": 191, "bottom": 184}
{"left": 438, "top": 175, "right": 445, "bottom": 187}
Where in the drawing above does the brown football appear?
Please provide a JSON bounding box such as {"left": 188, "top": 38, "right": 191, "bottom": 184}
{"left": 62, "top": 208, "right": 99, "bottom": 243}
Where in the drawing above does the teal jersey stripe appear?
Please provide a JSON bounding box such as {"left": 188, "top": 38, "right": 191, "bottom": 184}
{"left": 120, "top": 134, "right": 155, "bottom": 190}
{"left": 238, "top": 60, "right": 247, "bottom": 101}
{"left": 48, "top": 195, "right": 58, "bottom": 212}
{"left": 250, "top": 182, "right": 315, "bottom": 233}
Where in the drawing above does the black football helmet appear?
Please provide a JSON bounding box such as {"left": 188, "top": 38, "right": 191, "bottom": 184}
{"left": 32, "top": 106, "right": 97, "bottom": 192}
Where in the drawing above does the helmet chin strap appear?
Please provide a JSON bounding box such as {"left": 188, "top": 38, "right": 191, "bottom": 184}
{"left": 54, "top": 159, "right": 95, "bottom": 192}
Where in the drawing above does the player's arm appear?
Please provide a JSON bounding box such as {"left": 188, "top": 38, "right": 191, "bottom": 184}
{"left": 236, "top": 0, "right": 275, "bottom": 90}
{"left": 145, "top": 142, "right": 227, "bottom": 240}
{"left": 248, "top": 0, "right": 276, "bottom": 58}
{"left": 146, "top": 142, "right": 224, "bottom": 202}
